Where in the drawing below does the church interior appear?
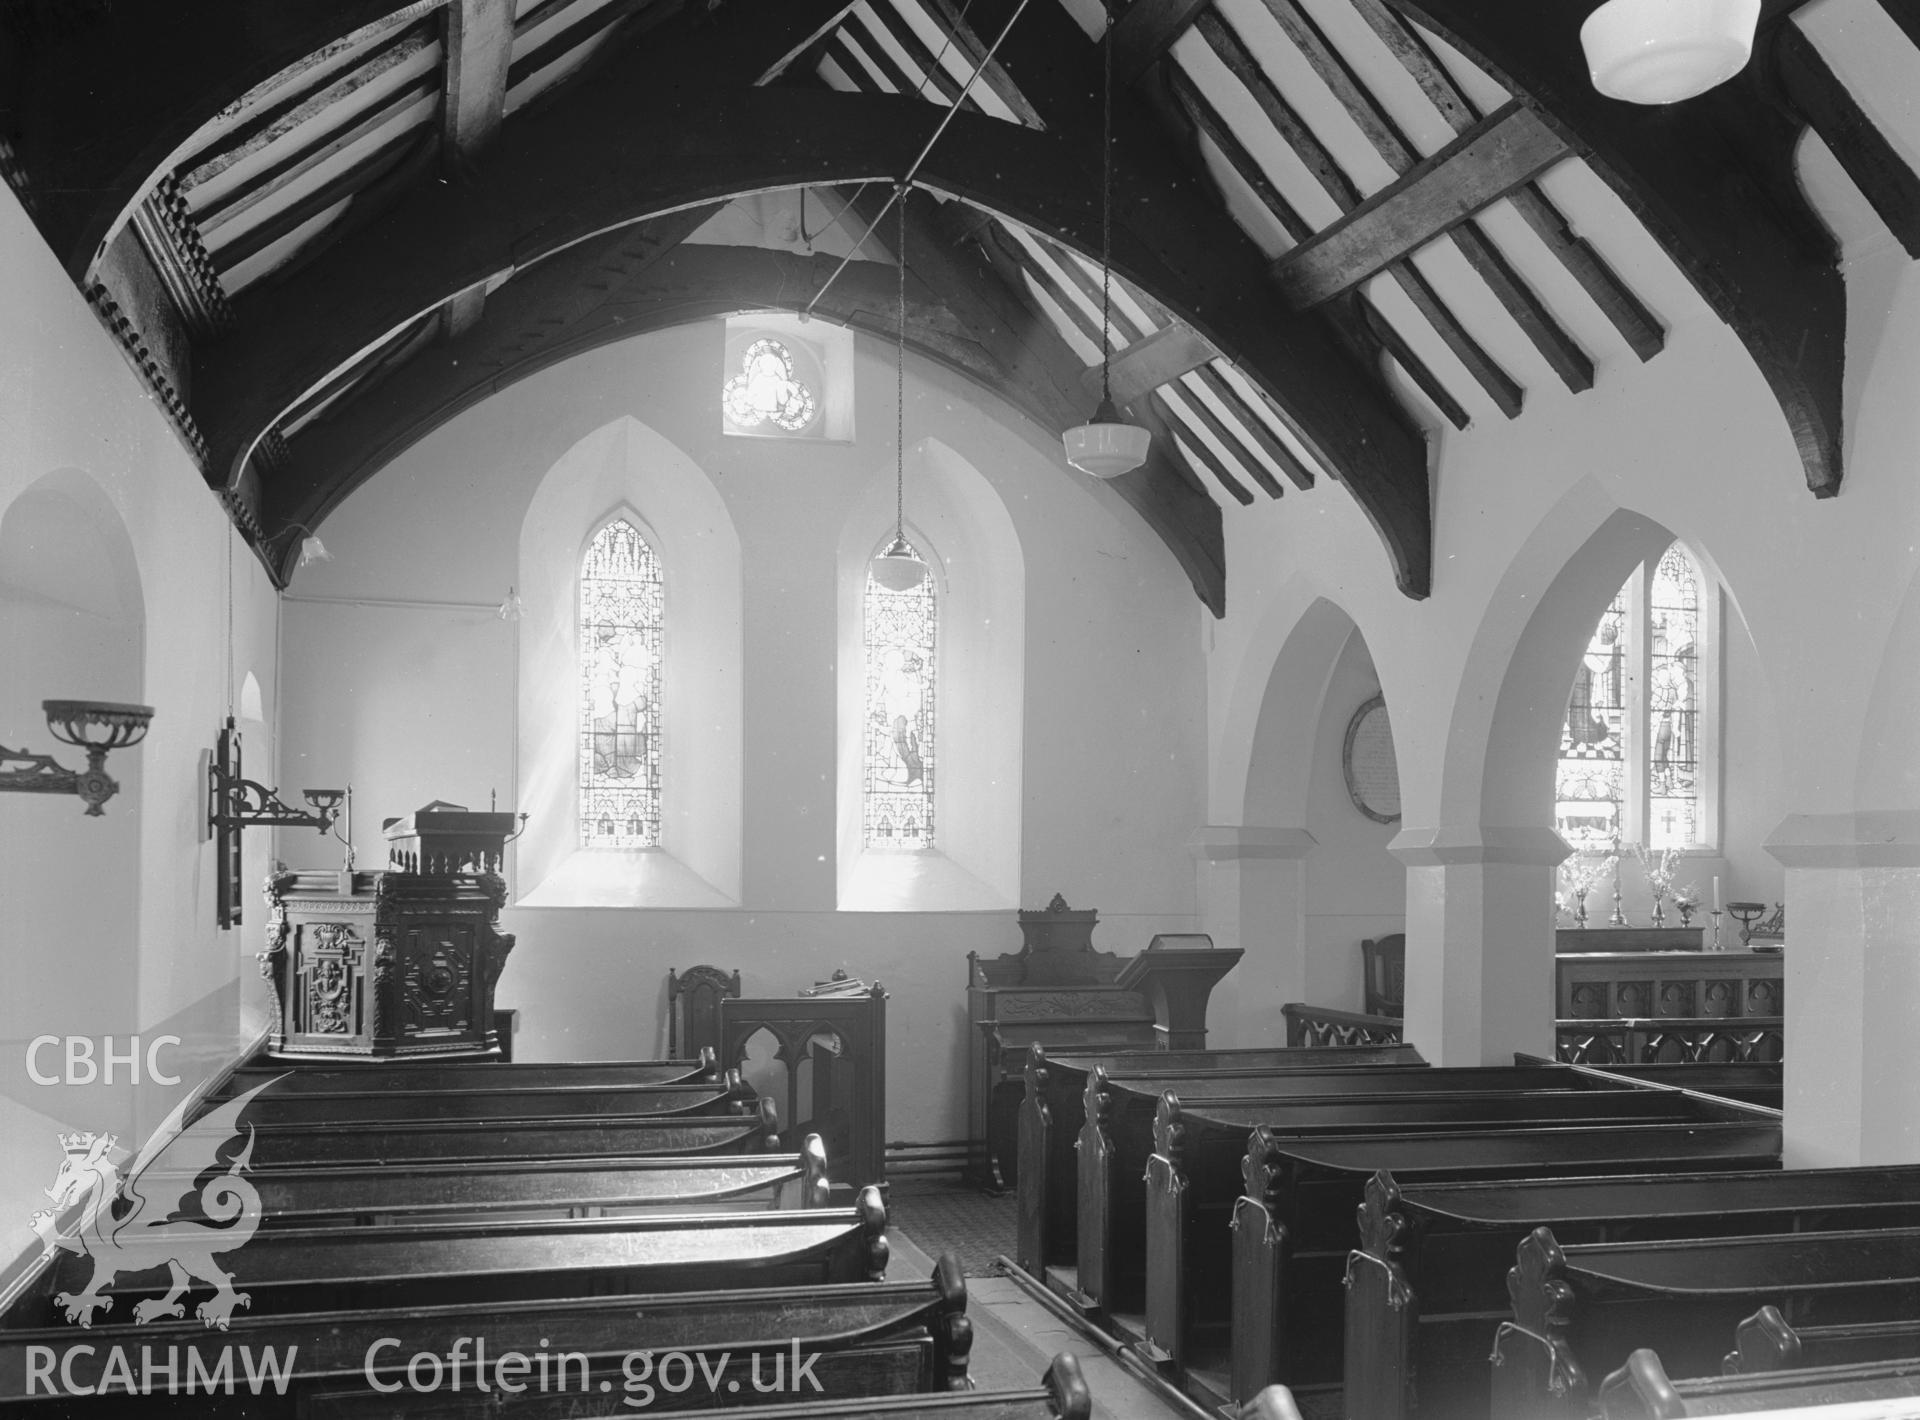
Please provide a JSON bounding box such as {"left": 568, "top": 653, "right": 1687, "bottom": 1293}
{"left": 2, "top": 0, "right": 1919, "bottom": 1414}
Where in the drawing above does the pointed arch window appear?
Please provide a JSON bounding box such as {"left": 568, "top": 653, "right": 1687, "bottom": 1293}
{"left": 579, "top": 518, "right": 663, "bottom": 848}
{"left": 1557, "top": 542, "right": 1718, "bottom": 852}
{"left": 862, "top": 560, "right": 936, "bottom": 849}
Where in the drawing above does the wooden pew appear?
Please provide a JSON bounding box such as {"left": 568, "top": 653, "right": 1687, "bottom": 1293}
{"left": 243, "top": 1097, "right": 781, "bottom": 1168}
{"left": 1521, "top": 1058, "right": 1784, "bottom": 1109}
{"left": 1599, "top": 1348, "right": 1920, "bottom": 1420}
{"left": 13, "top": 1189, "right": 891, "bottom": 1328}
{"left": 1345, "top": 1165, "right": 1920, "bottom": 1420}
{"left": 234, "top": 1074, "right": 756, "bottom": 1124}
{"left": 1225, "top": 1117, "right": 1781, "bottom": 1405}
{"left": 0, "top": 1255, "right": 973, "bottom": 1416}
{"left": 1086, "top": 1073, "right": 1715, "bottom": 1319}
{"left": 300, "top": 1352, "right": 1096, "bottom": 1420}
{"left": 1016, "top": 1043, "right": 1427, "bottom": 1276}
{"left": 217, "top": 1048, "right": 720, "bottom": 1094}
{"left": 1728, "top": 1306, "right": 1920, "bottom": 1374}
{"left": 238, "top": 1136, "right": 834, "bottom": 1226}
{"left": 1489, "top": 1225, "right": 1920, "bottom": 1420}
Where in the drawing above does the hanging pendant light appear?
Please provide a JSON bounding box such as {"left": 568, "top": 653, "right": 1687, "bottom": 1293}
{"left": 1064, "top": 11, "right": 1151, "bottom": 480}
{"left": 873, "top": 189, "right": 929, "bottom": 593}
{"left": 1580, "top": 0, "right": 1761, "bottom": 105}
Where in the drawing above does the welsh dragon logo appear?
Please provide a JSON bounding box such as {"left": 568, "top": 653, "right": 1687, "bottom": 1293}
{"left": 28, "top": 1079, "right": 279, "bottom": 1330}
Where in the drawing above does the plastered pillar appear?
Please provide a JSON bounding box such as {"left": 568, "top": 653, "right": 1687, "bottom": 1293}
{"left": 1767, "top": 812, "right": 1920, "bottom": 1167}
{"left": 1189, "top": 826, "right": 1315, "bottom": 1049}
{"left": 1390, "top": 826, "right": 1569, "bottom": 1066}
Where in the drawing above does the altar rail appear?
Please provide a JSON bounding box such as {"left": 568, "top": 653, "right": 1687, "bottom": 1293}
{"left": 1281, "top": 1003, "right": 1786, "bottom": 1065}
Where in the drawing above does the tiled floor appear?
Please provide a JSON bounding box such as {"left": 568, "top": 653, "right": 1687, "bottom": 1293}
{"left": 886, "top": 1176, "right": 1017, "bottom": 1275}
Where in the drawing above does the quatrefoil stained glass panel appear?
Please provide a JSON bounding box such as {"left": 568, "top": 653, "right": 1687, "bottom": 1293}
{"left": 579, "top": 519, "right": 663, "bottom": 849}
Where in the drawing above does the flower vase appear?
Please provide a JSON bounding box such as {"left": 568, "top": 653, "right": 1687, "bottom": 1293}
{"left": 1574, "top": 890, "right": 1589, "bottom": 929}
{"left": 1650, "top": 897, "right": 1666, "bottom": 928}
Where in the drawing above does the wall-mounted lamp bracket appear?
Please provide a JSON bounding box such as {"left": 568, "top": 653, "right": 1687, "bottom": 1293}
{"left": 207, "top": 716, "right": 341, "bottom": 929}
{"left": 0, "top": 701, "right": 154, "bottom": 815}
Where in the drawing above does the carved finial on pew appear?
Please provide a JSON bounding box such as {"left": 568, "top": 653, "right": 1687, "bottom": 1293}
{"left": 1489, "top": 1228, "right": 1589, "bottom": 1420}
{"left": 857, "top": 1185, "right": 890, "bottom": 1281}
{"left": 1239, "top": 1385, "right": 1307, "bottom": 1420}
{"left": 1346, "top": 1170, "right": 1413, "bottom": 1310}
{"left": 799, "top": 1133, "right": 831, "bottom": 1209}
{"left": 1044, "top": 1353, "right": 1094, "bottom": 1420}
{"left": 755, "top": 1096, "right": 781, "bottom": 1151}
{"left": 1727, "top": 1306, "right": 1802, "bottom": 1375}
{"left": 697, "top": 1044, "right": 720, "bottom": 1081}
{"left": 1358, "top": 1171, "right": 1405, "bottom": 1260}
{"left": 1025, "top": 1042, "right": 1050, "bottom": 1100}
{"left": 1596, "top": 1350, "right": 1686, "bottom": 1420}
{"left": 1152, "top": 1091, "right": 1186, "bottom": 1168}
{"left": 932, "top": 1254, "right": 974, "bottom": 1391}
{"left": 1241, "top": 1126, "right": 1286, "bottom": 1218}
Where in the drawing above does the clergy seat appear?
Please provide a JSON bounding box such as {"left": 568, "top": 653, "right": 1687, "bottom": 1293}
{"left": 1362, "top": 934, "right": 1405, "bottom": 1019}
{"left": 668, "top": 964, "right": 741, "bottom": 1059}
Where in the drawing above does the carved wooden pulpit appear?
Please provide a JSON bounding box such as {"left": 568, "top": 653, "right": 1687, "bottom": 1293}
{"left": 258, "top": 803, "right": 518, "bottom": 1060}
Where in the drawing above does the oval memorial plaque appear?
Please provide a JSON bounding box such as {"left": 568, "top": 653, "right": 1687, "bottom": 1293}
{"left": 1343, "top": 693, "right": 1401, "bottom": 824}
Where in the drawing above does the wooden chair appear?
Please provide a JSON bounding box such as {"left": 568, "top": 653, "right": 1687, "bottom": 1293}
{"left": 1362, "top": 934, "right": 1405, "bottom": 1018}
{"left": 669, "top": 963, "right": 741, "bottom": 1059}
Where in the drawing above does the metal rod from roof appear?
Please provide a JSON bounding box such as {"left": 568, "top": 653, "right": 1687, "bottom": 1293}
{"left": 802, "top": 0, "right": 1034, "bottom": 317}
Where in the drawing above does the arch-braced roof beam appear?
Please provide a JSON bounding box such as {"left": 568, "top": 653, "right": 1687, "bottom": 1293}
{"left": 1382, "top": 0, "right": 1847, "bottom": 497}
{"left": 190, "top": 0, "right": 1432, "bottom": 598}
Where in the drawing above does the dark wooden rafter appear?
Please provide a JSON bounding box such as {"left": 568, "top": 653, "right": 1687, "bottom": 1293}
{"left": 1193, "top": 11, "right": 1523, "bottom": 419}
{"left": 913, "top": 0, "right": 1047, "bottom": 128}
{"left": 1249, "top": 0, "right": 1593, "bottom": 393}
{"left": 974, "top": 0, "right": 1429, "bottom": 588}
{"left": 1774, "top": 22, "right": 1920, "bottom": 261}
{"left": 890, "top": 193, "right": 1228, "bottom": 611}
{"left": 1381, "top": 0, "right": 1844, "bottom": 497}
{"left": 852, "top": 1, "right": 988, "bottom": 112}
{"left": 1272, "top": 103, "right": 1569, "bottom": 307}
{"left": 1111, "top": 0, "right": 1216, "bottom": 86}
{"left": 1, "top": 0, "right": 434, "bottom": 278}
{"left": 1099, "top": 322, "right": 1218, "bottom": 407}
{"left": 181, "top": 2, "right": 1427, "bottom": 596}
{"left": 508, "top": 0, "right": 670, "bottom": 93}
{"left": 1039, "top": 237, "right": 1311, "bottom": 491}
{"left": 1004, "top": 222, "right": 1279, "bottom": 501}
{"left": 443, "top": 0, "right": 514, "bottom": 166}
{"left": 1160, "top": 66, "right": 1471, "bottom": 430}
{"left": 1344, "top": 0, "right": 1665, "bottom": 361}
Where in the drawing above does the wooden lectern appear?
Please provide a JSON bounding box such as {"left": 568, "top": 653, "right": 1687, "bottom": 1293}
{"left": 1116, "top": 934, "right": 1246, "bottom": 1050}
{"left": 258, "top": 803, "right": 518, "bottom": 1060}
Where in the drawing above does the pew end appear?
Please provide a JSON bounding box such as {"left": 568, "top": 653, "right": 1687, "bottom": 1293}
{"left": 1490, "top": 1227, "right": 1591, "bottom": 1420}
{"left": 1729, "top": 1307, "right": 1803, "bottom": 1375}
{"left": 1598, "top": 1348, "right": 1690, "bottom": 1420}
{"left": 777, "top": 1132, "right": 833, "bottom": 1210}
{"left": 1240, "top": 1384, "right": 1307, "bottom": 1420}
{"left": 1044, "top": 1353, "right": 1094, "bottom": 1420}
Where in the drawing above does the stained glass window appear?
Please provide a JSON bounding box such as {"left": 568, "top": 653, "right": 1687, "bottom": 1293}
{"left": 863, "top": 563, "right": 936, "bottom": 849}
{"left": 1648, "top": 546, "right": 1700, "bottom": 849}
{"left": 723, "top": 338, "right": 818, "bottom": 433}
{"left": 579, "top": 519, "right": 663, "bottom": 848}
{"left": 1556, "top": 583, "right": 1627, "bottom": 849}
{"left": 1557, "top": 542, "right": 1711, "bottom": 853}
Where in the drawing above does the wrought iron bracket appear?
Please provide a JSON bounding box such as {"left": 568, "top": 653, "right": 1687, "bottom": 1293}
{"left": 207, "top": 716, "right": 341, "bottom": 929}
{"left": 0, "top": 701, "right": 153, "bottom": 815}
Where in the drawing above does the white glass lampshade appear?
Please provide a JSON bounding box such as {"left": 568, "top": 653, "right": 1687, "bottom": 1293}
{"left": 1580, "top": 0, "right": 1761, "bottom": 105}
{"left": 871, "top": 534, "right": 928, "bottom": 591}
{"left": 1063, "top": 398, "right": 1152, "bottom": 479}
{"left": 297, "top": 534, "right": 332, "bottom": 568}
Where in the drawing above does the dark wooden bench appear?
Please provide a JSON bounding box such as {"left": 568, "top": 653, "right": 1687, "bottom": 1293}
{"left": 219, "top": 1050, "right": 719, "bottom": 1094}
{"left": 1345, "top": 1164, "right": 1920, "bottom": 1420}
{"left": 0, "top": 1255, "right": 971, "bottom": 1415}
{"left": 1226, "top": 1118, "right": 1781, "bottom": 1406}
{"left": 1085, "top": 1073, "right": 1717, "bottom": 1319}
{"left": 236, "top": 1075, "right": 756, "bottom": 1124}
{"left": 1599, "top": 1347, "right": 1920, "bottom": 1419}
{"left": 1727, "top": 1304, "right": 1920, "bottom": 1374}
{"left": 233, "top": 1136, "right": 833, "bottom": 1226}
{"left": 299, "top": 1352, "right": 1095, "bottom": 1420}
{"left": 1490, "top": 1225, "right": 1920, "bottom": 1420}
{"left": 1523, "top": 1059, "right": 1784, "bottom": 1109}
{"left": 1016, "top": 1044, "right": 1427, "bottom": 1276}
{"left": 13, "top": 1188, "right": 891, "bottom": 1328}
{"left": 243, "top": 1097, "right": 780, "bottom": 1168}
